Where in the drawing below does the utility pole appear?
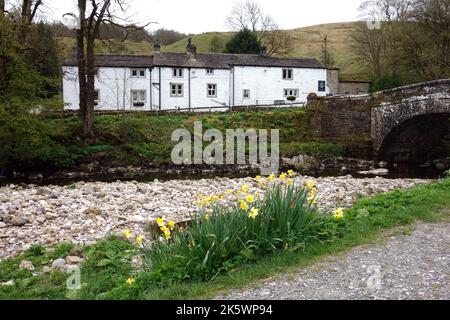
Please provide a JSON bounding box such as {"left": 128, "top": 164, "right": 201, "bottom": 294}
{"left": 323, "top": 34, "right": 328, "bottom": 67}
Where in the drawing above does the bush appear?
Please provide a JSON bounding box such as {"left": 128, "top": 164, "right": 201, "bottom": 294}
{"left": 140, "top": 177, "right": 339, "bottom": 284}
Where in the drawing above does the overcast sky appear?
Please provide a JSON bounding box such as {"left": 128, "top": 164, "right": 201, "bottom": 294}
{"left": 43, "top": 0, "right": 363, "bottom": 34}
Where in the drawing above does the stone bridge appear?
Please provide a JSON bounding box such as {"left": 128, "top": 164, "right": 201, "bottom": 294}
{"left": 307, "top": 79, "right": 450, "bottom": 162}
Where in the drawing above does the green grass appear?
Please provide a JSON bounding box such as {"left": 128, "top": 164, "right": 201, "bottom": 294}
{"left": 1, "top": 179, "right": 449, "bottom": 300}
{"left": 4, "top": 108, "right": 348, "bottom": 170}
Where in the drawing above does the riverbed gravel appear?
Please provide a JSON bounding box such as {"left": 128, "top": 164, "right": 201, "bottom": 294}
{"left": 215, "top": 222, "right": 450, "bottom": 300}
{"left": 0, "top": 175, "right": 429, "bottom": 259}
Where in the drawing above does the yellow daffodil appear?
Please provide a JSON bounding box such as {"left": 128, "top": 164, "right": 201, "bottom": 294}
{"left": 255, "top": 176, "right": 263, "bottom": 181}
{"left": 333, "top": 208, "right": 345, "bottom": 220}
{"left": 268, "top": 173, "right": 276, "bottom": 181}
{"left": 123, "top": 229, "right": 132, "bottom": 239}
{"left": 306, "top": 180, "right": 315, "bottom": 190}
{"left": 205, "top": 197, "right": 212, "bottom": 205}
{"left": 279, "top": 173, "right": 287, "bottom": 180}
{"left": 248, "top": 207, "right": 259, "bottom": 219}
{"left": 135, "top": 235, "right": 143, "bottom": 245}
{"left": 211, "top": 195, "right": 219, "bottom": 203}
{"left": 287, "top": 170, "right": 295, "bottom": 176}
{"left": 204, "top": 214, "right": 210, "bottom": 221}
{"left": 236, "top": 190, "right": 242, "bottom": 195}
{"left": 226, "top": 190, "right": 233, "bottom": 195}
{"left": 246, "top": 195, "right": 254, "bottom": 203}
{"left": 240, "top": 200, "right": 249, "bottom": 211}
{"left": 241, "top": 185, "right": 250, "bottom": 193}
{"left": 163, "top": 229, "right": 171, "bottom": 239}
{"left": 168, "top": 221, "right": 176, "bottom": 230}
{"left": 220, "top": 195, "right": 225, "bottom": 200}
{"left": 126, "top": 277, "right": 135, "bottom": 285}
{"left": 307, "top": 194, "right": 317, "bottom": 206}
{"left": 197, "top": 194, "right": 204, "bottom": 199}
{"left": 197, "top": 200, "right": 205, "bottom": 208}
{"left": 287, "top": 178, "right": 294, "bottom": 186}
{"left": 156, "top": 216, "right": 166, "bottom": 227}
{"left": 160, "top": 225, "right": 168, "bottom": 233}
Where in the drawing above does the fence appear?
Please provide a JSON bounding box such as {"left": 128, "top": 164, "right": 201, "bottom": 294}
{"left": 45, "top": 102, "right": 307, "bottom": 118}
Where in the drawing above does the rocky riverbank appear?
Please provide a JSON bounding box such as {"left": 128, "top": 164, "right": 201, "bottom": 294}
{"left": 0, "top": 175, "right": 430, "bottom": 259}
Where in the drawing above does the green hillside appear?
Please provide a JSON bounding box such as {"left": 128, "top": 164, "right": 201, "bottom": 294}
{"left": 59, "top": 22, "right": 365, "bottom": 74}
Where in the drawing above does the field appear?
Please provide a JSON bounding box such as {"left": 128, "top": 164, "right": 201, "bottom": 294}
{"left": 58, "top": 22, "right": 365, "bottom": 75}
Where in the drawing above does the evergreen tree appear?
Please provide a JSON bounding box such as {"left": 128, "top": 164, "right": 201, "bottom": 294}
{"left": 224, "top": 28, "right": 262, "bottom": 54}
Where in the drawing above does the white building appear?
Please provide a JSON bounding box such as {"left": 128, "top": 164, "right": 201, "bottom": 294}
{"left": 62, "top": 43, "right": 329, "bottom": 111}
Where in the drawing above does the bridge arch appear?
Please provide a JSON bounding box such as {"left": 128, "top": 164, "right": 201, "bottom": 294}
{"left": 371, "top": 80, "right": 450, "bottom": 161}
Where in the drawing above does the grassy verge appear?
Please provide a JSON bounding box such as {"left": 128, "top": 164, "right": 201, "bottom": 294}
{"left": 1, "top": 178, "right": 449, "bottom": 300}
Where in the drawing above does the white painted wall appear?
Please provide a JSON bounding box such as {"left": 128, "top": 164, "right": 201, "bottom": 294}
{"left": 63, "top": 64, "right": 328, "bottom": 110}
{"left": 232, "top": 66, "right": 328, "bottom": 106}
{"left": 63, "top": 66, "right": 152, "bottom": 111}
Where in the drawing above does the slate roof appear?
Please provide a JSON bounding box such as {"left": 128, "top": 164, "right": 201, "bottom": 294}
{"left": 64, "top": 54, "right": 154, "bottom": 68}
{"left": 64, "top": 52, "right": 325, "bottom": 70}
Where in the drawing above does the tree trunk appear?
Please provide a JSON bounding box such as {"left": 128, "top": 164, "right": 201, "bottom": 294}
{"left": 0, "top": 0, "right": 5, "bottom": 17}
{"left": 84, "top": 31, "right": 96, "bottom": 141}
{"left": 76, "top": 0, "right": 88, "bottom": 135}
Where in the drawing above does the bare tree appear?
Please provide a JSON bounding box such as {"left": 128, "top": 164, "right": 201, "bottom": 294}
{"left": 226, "top": 1, "right": 293, "bottom": 56}
{"left": 74, "top": 0, "right": 152, "bottom": 141}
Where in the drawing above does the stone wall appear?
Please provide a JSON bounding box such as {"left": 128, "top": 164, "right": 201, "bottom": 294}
{"left": 307, "top": 79, "right": 450, "bottom": 159}
{"left": 339, "top": 81, "right": 370, "bottom": 95}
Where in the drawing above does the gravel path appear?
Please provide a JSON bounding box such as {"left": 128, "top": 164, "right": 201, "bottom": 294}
{"left": 0, "top": 176, "right": 428, "bottom": 259}
{"left": 216, "top": 222, "right": 450, "bottom": 300}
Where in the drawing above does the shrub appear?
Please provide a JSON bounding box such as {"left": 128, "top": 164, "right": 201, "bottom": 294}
{"left": 140, "top": 177, "right": 339, "bottom": 284}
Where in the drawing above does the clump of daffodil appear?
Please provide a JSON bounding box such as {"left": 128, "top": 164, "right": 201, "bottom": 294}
{"left": 248, "top": 207, "right": 259, "bottom": 219}
{"left": 168, "top": 221, "right": 176, "bottom": 231}
{"left": 126, "top": 277, "right": 135, "bottom": 285}
{"left": 333, "top": 208, "right": 345, "bottom": 220}
{"left": 268, "top": 173, "right": 276, "bottom": 182}
{"left": 287, "top": 170, "right": 296, "bottom": 177}
{"left": 246, "top": 195, "right": 254, "bottom": 204}
{"left": 287, "top": 178, "right": 294, "bottom": 186}
{"left": 279, "top": 173, "right": 287, "bottom": 180}
{"left": 123, "top": 229, "right": 132, "bottom": 239}
{"left": 135, "top": 235, "right": 143, "bottom": 245}
{"left": 239, "top": 200, "right": 249, "bottom": 211}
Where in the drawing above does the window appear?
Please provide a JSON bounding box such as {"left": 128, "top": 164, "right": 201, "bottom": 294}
{"left": 131, "top": 90, "right": 146, "bottom": 107}
{"left": 206, "top": 68, "right": 214, "bottom": 75}
{"left": 318, "top": 81, "right": 326, "bottom": 92}
{"left": 283, "top": 89, "right": 299, "bottom": 97}
{"left": 243, "top": 89, "right": 251, "bottom": 99}
{"left": 94, "top": 90, "right": 100, "bottom": 105}
{"left": 282, "top": 68, "right": 293, "bottom": 80}
{"left": 172, "top": 68, "right": 183, "bottom": 78}
{"left": 131, "top": 69, "right": 146, "bottom": 78}
{"left": 170, "top": 83, "right": 183, "bottom": 97}
{"left": 207, "top": 84, "right": 217, "bottom": 98}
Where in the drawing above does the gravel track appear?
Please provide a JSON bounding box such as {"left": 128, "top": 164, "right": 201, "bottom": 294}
{"left": 216, "top": 221, "right": 450, "bottom": 300}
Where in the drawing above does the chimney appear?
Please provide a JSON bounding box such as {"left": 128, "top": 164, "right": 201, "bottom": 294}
{"left": 154, "top": 42, "right": 161, "bottom": 53}
{"left": 186, "top": 37, "right": 197, "bottom": 59}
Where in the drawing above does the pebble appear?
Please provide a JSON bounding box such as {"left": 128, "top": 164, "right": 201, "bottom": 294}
{"left": 19, "top": 260, "right": 35, "bottom": 271}
{"left": 0, "top": 176, "right": 429, "bottom": 260}
{"left": 51, "top": 258, "right": 66, "bottom": 269}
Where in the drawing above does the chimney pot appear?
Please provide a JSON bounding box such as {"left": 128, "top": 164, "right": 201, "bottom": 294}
{"left": 154, "top": 42, "right": 161, "bottom": 52}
